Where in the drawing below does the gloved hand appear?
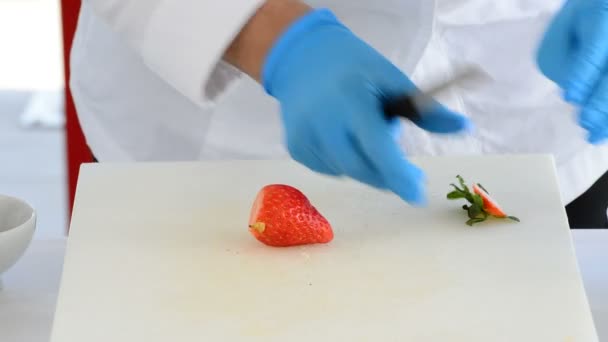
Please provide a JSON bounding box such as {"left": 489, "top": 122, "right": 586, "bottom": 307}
{"left": 536, "top": 0, "right": 608, "bottom": 144}
{"left": 263, "top": 9, "right": 471, "bottom": 205}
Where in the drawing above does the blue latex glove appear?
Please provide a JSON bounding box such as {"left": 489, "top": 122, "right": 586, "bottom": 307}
{"left": 262, "top": 9, "right": 471, "bottom": 205}
{"left": 536, "top": 0, "right": 608, "bottom": 144}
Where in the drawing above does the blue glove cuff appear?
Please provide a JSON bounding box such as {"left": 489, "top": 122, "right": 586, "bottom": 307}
{"left": 262, "top": 8, "right": 343, "bottom": 96}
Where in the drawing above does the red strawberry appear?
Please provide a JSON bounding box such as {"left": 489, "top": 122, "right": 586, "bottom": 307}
{"left": 248, "top": 184, "right": 333, "bottom": 247}
{"left": 472, "top": 184, "right": 507, "bottom": 218}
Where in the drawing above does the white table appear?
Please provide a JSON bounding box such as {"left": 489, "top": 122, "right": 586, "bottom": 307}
{"left": 1, "top": 232, "right": 606, "bottom": 342}
{"left": 0, "top": 239, "right": 65, "bottom": 342}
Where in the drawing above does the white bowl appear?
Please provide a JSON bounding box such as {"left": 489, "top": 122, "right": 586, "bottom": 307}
{"left": 0, "top": 194, "right": 36, "bottom": 289}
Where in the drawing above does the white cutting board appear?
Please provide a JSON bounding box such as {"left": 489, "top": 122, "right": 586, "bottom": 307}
{"left": 50, "top": 155, "right": 598, "bottom": 341}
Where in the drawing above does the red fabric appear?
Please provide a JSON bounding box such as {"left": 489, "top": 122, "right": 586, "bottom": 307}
{"left": 60, "top": 0, "right": 93, "bottom": 224}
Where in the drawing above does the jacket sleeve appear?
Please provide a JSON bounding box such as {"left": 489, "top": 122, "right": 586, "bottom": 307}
{"left": 83, "top": 0, "right": 265, "bottom": 107}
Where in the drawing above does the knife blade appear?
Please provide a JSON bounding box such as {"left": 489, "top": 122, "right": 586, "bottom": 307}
{"left": 383, "top": 66, "right": 490, "bottom": 122}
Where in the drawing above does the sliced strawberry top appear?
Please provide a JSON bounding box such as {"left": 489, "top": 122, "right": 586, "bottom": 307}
{"left": 472, "top": 184, "right": 507, "bottom": 218}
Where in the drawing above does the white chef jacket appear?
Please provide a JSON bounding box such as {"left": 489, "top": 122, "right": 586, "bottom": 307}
{"left": 70, "top": 0, "right": 608, "bottom": 205}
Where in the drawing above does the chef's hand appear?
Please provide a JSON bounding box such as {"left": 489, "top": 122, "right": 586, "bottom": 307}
{"left": 536, "top": 0, "right": 608, "bottom": 144}
{"left": 260, "top": 8, "right": 471, "bottom": 204}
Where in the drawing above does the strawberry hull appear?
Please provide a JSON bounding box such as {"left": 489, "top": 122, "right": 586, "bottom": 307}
{"left": 448, "top": 175, "right": 519, "bottom": 226}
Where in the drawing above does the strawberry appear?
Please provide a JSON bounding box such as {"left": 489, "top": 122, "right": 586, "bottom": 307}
{"left": 248, "top": 184, "right": 334, "bottom": 247}
{"left": 472, "top": 183, "right": 506, "bottom": 218}
{"left": 447, "top": 175, "right": 519, "bottom": 226}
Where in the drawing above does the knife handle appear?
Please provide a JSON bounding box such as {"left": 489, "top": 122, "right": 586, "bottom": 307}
{"left": 382, "top": 95, "right": 422, "bottom": 122}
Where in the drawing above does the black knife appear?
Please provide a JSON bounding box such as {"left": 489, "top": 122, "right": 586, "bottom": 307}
{"left": 383, "top": 67, "right": 488, "bottom": 122}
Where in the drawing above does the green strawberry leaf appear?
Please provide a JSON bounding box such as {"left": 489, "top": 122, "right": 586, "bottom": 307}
{"left": 508, "top": 216, "right": 520, "bottom": 222}
{"left": 456, "top": 175, "right": 469, "bottom": 191}
{"left": 450, "top": 183, "right": 465, "bottom": 193}
{"left": 452, "top": 177, "right": 478, "bottom": 205}
{"left": 476, "top": 183, "right": 489, "bottom": 194}
{"left": 447, "top": 190, "right": 465, "bottom": 199}
{"left": 466, "top": 217, "right": 487, "bottom": 226}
